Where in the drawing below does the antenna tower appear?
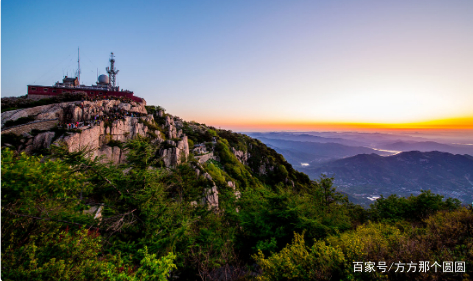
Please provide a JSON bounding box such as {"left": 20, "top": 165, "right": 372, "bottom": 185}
{"left": 106, "top": 52, "right": 119, "bottom": 87}
{"left": 77, "top": 48, "right": 81, "bottom": 84}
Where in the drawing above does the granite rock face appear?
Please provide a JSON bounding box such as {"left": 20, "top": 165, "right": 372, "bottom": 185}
{"left": 1, "top": 100, "right": 147, "bottom": 127}
{"left": 204, "top": 185, "right": 219, "bottom": 209}
{"left": 2, "top": 103, "right": 64, "bottom": 127}
{"left": 2, "top": 100, "right": 189, "bottom": 167}
{"left": 195, "top": 152, "right": 215, "bottom": 164}
{"left": 202, "top": 172, "right": 219, "bottom": 209}
{"left": 53, "top": 116, "right": 152, "bottom": 165}
{"left": 231, "top": 147, "right": 248, "bottom": 165}
{"left": 95, "top": 145, "right": 128, "bottom": 165}
{"left": 24, "top": 131, "right": 56, "bottom": 154}
{"left": 257, "top": 161, "right": 275, "bottom": 175}
{"left": 164, "top": 115, "right": 179, "bottom": 139}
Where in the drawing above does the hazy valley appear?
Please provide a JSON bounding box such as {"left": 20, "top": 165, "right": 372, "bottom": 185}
{"left": 248, "top": 131, "right": 473, "bottom": 205}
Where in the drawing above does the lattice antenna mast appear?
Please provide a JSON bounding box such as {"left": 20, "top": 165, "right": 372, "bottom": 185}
{"left": 77, "top": 47, "right": 81, "bottom": 84}
{"left": 106, "top": 52, "right": 119, "bottom": 87}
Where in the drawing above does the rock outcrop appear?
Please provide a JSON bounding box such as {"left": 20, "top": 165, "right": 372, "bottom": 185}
{"left": 23, "top": 131, "right": 55, "bottom": 154}
{"left": 164, "top": 115, "right": 179, "bottom": 139}
{"left": 2, "top": 99, "right": 189, "bottom": 167}
{"left": 83, "top": 205, "right": 103, "bottom": 220}
{"left": 195, "top": 152, "right": 215, "bottom": 164}
{"left": 202, "top": 172, "right": 219, "bottom": 209}
{"left": 257, "top": 161, "right": 275, "bottom": 175}
{"left": 1, "top": 100, "right": 147, "bottom": 128}
{"left": 231, "top": 147, "right": 249, "bottom": 165}
{"left": 96, "top": 145, "right": 128, "bottom": 165}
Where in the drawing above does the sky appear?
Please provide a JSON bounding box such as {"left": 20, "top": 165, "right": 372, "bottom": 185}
{"left": 2, "top": 0, "right": 473, "bottom": 132}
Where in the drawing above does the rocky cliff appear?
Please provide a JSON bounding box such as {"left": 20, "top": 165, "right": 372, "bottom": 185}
{"left": 1, "top": 99, "right": 147, "bottom": 127}
{"left": 1, "top": 99, "right": 189, "bottom": 167}
{"left": 2, "top": 98, "right": 311, "bottom": 212}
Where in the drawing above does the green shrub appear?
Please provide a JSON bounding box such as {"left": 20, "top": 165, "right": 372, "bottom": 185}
{"left": 255, "top": 232, "right": 345, "bottom": 281}
{"left": 205, "top": 162, "right": 226, "bottom": 186}
{"left": 1, "top": 133, "right": 24, "bottom": 147}
{"left": 108, "top": 139, "right": 123, "bottom": 148}
{"left": 147, "top": 131, "right": 158, "bottom": 139}
{"left": 188, "top": 138, "right": 194, "bottom": 149}
{"left": 370, "top": 190, "right": 461, "bottom": 222}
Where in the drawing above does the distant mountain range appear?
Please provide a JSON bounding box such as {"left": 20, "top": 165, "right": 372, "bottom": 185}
{"left": 247, "top": 132, "right": 473, "bottom": 167}
{"left": 247, "top": 132, "right": 473, "bottom": 205}
{"left": 252, "top": 137, "right": 386, "bottom": 166}
{"left": 300, "top": 151, "right": 473, "bottom": 205}
{"left": 379, "top": 141, "right": 473, "bottom": 155}
{"left": 248, "top": 132, "right": 367, "bottom": 147}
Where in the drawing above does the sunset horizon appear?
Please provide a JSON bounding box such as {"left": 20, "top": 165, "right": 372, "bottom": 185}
{"left": 199, "top": 116, "right": 473, "bottom": 134}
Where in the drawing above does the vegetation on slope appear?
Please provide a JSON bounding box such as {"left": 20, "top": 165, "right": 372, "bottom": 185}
{"left": 2, "top": 105, "right": 472, "bottom": 280}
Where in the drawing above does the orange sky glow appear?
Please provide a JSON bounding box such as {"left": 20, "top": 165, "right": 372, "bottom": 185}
{"left": 207, "top": 116, "right": 473, "bottom": 132}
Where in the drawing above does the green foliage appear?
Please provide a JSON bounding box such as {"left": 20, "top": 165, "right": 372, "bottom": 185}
{"left": 104, "top": 119, "right": 113, "bottom": 128}
{"left": 258, "top": 209, "right": 473, "bottom": 281}
{"left": 140, "top": 119, "right": 160, "bottom": 132}
{"left": 182, "top": 122, "right": 213, "bottom": 144}
{"left": 278, "top": 164, "right": 288, "bottom": 178}
{"left": 207, "top": 129, "right": 217, "bottom": 137}
{"left": 369, "top": 190, "right": 461, "bottom": 222}
{"left": 124, "top": 137, "right": 159, "bottom": 168}
{"left": 3, "top": 227, "right": 177, "bottom": 281}
{"left": 155, "top": 116, "right": 167, "bottom": 127}
{"left": 255, "top": 232, "right": 345, "bottom": 280}
{"left": 205, "top": 162, "right": 226, "bottom": 186}
{"left": 1, "top": 133, "right": 25, "bottom": 148}
{"left": 188, "top": 213, "right": 240, "bottom": 279}
{"left": 422, "top": 208, "right": 473, "bottom": 269}
{"left": 206, "top": 159, "right": 224, "bottom": 170}
{"left": 128, "top": 247, "right": 177, "bottom": 281}
{"left": 144, "top": 105, "right": 166, "bottom": 118}
{"left": 144, "top": 105, "right": 159, "bottom": 116}
{"left": 216, "top": 129, "right": 247, "bottom": 152}
{"left": 187, "top": 138, "right": 194, "bottom": 149}
{"left": 1, "top": 148, "right": 87, "bottom": 209}
{"left": 237, "top": 178, "right": 351, "bottom": 259}
{"left": 327, "top": 222, "right": 402, "bottom": 264}
{"left": 214, "top": 139, "right": 259, "bottom": 189}
{"left": 1, "top": 146, "right": 181, "bottom": 280}
{"left": 108, "top": 139, "right": 123, "bottom": 148}
{"left": 3, "top": 227, "right": 106, "bottom": 280}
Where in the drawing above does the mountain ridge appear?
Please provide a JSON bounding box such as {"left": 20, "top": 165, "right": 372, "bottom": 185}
{"left": 3, "top": 96, "right": 472, "bottom": 280}
{"left": 301, "top": 150, "right": 473, "bottom": 205}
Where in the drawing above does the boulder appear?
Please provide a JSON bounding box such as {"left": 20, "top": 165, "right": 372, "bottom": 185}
{"left": 204, "top": 185, "right": 219, "bottom": 209}
{"left": 24, "top": 131, "right": 55, "bottom": 154}
{"left": 231, "top": 147, "right": 248, "bottom": 165}
{"left": 32, "top": 131, "right": 55, "bottom": 150}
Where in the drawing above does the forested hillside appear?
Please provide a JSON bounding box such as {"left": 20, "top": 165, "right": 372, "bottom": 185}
{"left": 2, "top": 102, "right": 472, "bottom": 280}
{"left": 302, "top": 151, "right": 473, "bottom": 205}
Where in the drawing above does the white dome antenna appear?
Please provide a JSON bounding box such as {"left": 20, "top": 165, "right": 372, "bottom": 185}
{"left": 98, "top": 74, "right": 109, "bottom": 84}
